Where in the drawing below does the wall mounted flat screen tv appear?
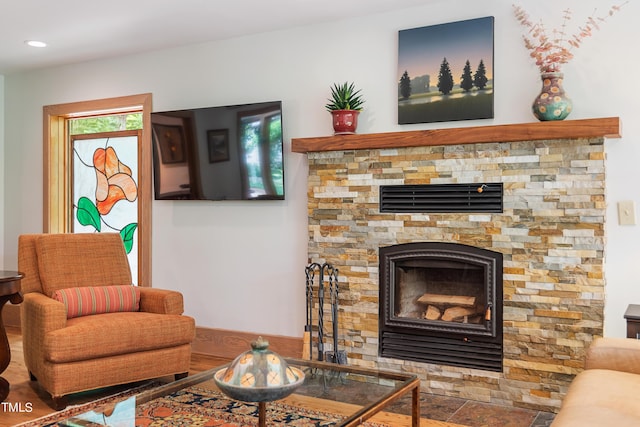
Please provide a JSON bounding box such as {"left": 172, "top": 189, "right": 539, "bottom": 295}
{"left": 151, "top": 101, "right": 284, "bottom": 201}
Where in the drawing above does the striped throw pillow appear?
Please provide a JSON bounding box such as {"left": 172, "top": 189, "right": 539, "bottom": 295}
{"left": 51, "top": 285, "right": 141, "bottom": 319}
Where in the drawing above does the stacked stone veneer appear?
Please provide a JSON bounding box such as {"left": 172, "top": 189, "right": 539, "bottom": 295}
{"left": 306, "top": 137, "right": 606, "bottom": 412}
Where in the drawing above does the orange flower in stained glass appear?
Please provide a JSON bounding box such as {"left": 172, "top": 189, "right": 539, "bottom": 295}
{"left": 93, "top": 147, "right": 138, "bottom": 215}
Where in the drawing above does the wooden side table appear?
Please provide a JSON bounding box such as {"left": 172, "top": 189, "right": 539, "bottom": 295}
{"left": 624, "top": 304, "right": 640, "bottom": 339}
{"left": 0, "top": 271, "right": 23, "bottom": 402}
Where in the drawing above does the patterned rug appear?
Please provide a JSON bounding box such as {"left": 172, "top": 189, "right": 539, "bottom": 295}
{"left": 18, "top": 384, "right": 391, "bottom": 426}
{"left": 137, "top": 385, "right": 390, "bottom": 426}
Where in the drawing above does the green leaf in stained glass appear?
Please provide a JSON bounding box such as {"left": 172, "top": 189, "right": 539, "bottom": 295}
{"left": 76, "top": 197, "right": 101, "bottom": 231}
{"left": 120, "top": 223, "right": 138, "bottom": 254}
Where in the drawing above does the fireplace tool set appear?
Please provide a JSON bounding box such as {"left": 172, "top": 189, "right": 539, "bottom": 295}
{"left": 304, "top": 262, "right": 347, "bottom": 364}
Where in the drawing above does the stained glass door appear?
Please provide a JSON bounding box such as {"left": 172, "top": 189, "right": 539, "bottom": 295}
{"left": 71, "top": 131, "right": 141, "bottom": 284}
{"left": 44, "top": 94, "right": 152, "bottom": 288}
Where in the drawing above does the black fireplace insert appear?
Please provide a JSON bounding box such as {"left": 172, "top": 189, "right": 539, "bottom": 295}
{"left": 379, "top": 242, "right": 503, "bottom": 371}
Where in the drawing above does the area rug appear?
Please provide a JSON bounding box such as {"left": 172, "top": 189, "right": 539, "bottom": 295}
{"left": 17, "top": 384, "right": 392, "bottom": 426}
{"left": 137, "top": 385, "right": 390, "bottom": 426}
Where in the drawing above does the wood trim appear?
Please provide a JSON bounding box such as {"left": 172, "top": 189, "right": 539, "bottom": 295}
{"left": 192, "top": 326, "right": 303, "bottom": 359}
{"left": 42, "top": 113, "right": 68, "bottom": 232}
{"left": 291, "top": 117, "right": 621, "bottom": 153}
{"left": 138, "top": 95, "right": 153, "bottom": 287}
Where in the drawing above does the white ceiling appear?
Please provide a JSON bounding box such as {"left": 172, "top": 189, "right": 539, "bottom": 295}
{"left": 0, "top": 0, "right": 430, "bottom": 75}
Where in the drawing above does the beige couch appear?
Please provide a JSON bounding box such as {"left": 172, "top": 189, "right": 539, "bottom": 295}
{"left": 552, "top": 337, "right": 640, "bottom": 426}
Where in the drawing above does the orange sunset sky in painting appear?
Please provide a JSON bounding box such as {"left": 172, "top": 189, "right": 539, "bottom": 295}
{"left": 398, "top": 17, "right": 494, "bottom": 86}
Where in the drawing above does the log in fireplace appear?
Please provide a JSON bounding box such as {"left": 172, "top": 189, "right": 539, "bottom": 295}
{"left": 379, "top": 242, "right": 503, "bottom": 371}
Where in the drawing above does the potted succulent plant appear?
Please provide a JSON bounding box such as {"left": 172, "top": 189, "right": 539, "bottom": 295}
{"left": 325, "top": 81, "right": 365, "bottom": 134}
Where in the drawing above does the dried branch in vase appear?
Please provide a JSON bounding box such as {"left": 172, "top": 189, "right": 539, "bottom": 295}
{"left": 513, "top": 2, "right": 627, "bottom": 73}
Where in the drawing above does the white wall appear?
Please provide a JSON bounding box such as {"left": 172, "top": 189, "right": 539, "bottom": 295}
{"left": 3, "top": 0, "right": 639, "bottom": 338}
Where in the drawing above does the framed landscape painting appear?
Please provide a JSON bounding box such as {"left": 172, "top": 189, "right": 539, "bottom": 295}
{"left": 398, "top": 16, "right": 494, "bottom": 124}
{"left": 207, "top": 129, "right": 230, "bottom": 163}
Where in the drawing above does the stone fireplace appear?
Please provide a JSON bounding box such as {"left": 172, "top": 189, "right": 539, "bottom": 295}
{"left": 292, "top": 118, "right": 620, "bottom": 412}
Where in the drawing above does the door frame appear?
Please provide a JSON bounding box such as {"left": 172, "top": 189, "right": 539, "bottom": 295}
{"left": 43, "top": 93, "right": 153, "bottom": 287}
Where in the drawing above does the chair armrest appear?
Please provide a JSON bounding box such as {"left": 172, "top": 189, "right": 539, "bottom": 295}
{"left": 21, "top": 293, "right": 67, "bottom": 372}
{"left": 22, "top": 292, "right": 67, "bottom": 333}
{"left": 585, "top": 337, "right": 640, "bottom": 375}
{"left": 138, "top": 288, "right": 184, "bottom": 315}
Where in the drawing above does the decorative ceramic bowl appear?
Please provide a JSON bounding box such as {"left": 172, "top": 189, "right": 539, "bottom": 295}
{"left": 213, "top": 336, "right": 305, "bottom": 403}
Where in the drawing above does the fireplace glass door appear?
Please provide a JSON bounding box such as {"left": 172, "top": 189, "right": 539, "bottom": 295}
{"left": 395, "top": 258, "right": 489, "bottom": 326}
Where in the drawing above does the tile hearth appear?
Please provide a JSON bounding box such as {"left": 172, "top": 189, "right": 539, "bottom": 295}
{"left": 388, "top": 391, "right": 555, "bottom": 426}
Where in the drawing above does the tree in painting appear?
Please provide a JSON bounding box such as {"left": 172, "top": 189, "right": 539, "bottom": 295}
{"left": 474, "top": 59, "right": 489, "bottom": 90}
{"left": 437, "top": 58, "right": 454, "bottom": 95}
{"left": 399, "top": 70, "right": 412, "bottom": 100}
{"left": 460, "top": 60, "right": 474, "bottom": 92}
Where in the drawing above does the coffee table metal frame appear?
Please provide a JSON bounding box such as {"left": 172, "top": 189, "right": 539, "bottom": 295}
{"left": 136, "top": 357, "right": 420, "bottom": 427}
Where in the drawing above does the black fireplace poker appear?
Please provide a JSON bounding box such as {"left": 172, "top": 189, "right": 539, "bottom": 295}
{"left": 304, "top": 265, "right": 315, "bottom": 361}
{"left": 304, "top": 262, "right": 346, "bottom": 364}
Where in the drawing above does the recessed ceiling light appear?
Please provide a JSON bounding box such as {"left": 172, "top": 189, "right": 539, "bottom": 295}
{"left": 25, "top": 40, "right": 47, "bottom": 48}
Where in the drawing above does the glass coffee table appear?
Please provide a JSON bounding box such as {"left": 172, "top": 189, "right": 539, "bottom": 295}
{"left": 58, "top": 358, "right": 420, "bottom": 427}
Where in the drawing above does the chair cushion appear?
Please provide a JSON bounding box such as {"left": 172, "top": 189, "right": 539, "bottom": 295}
{"left": 43, "top": 311, "right": 196, "bottom": 363}
{"left": 51, "top": 285, "right": 140, "bottom": 318}
{"left": 35, "top": 233, "right": 133, "bottom": 295}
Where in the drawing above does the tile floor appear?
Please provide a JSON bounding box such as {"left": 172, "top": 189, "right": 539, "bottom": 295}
{"left": 387, "top": 391, "right": 555, "bottom": 427}
{"left": 297, "top": 367, "right": 556, "bottom": 427}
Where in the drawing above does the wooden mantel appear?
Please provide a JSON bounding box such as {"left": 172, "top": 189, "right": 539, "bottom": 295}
{"left": 291, "top": 117, "right": 621, "bottom": 153}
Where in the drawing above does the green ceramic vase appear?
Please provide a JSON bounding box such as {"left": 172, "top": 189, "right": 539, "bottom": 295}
{"left": 532, "top": 72, "right": 572, "bottom": 121}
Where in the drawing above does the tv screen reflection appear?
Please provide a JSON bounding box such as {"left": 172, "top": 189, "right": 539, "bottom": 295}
{"left": 151, "top": 101, "right": 285, "bottom": 201}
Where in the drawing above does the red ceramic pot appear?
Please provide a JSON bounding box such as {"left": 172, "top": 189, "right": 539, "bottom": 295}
{"left": 331, "top": 110, "right": 360, "bottom": 134}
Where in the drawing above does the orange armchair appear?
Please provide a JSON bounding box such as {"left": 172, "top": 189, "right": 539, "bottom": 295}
{"left": 18, "top": 233, "right": 196, "bottom": 409}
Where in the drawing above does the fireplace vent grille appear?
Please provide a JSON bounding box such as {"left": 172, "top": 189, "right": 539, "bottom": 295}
{"left": 380, "top": 331, "right": 503, "bottom": 371}
{"left": 380, "top": 183, "right": 503, "bottom": 213}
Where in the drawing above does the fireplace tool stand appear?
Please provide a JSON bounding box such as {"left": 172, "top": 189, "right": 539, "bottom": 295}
{"left": 304, "top": 262, "right": 347, "bottom": 364}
